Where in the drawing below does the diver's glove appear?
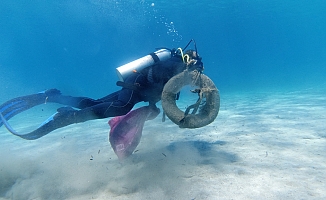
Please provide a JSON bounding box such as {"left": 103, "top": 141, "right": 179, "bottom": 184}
{"left": 0, "top": 89, "right": 61, "bottom": 127}
{"left": 146, "top": 103, "right": 160, "bottom": 120}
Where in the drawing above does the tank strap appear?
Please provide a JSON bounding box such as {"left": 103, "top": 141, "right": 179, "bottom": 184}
{"left": 149, "top": 52, "right": 160, "bottom": 63}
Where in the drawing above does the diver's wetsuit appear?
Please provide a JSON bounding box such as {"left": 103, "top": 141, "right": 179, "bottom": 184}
{"left": 49, "top": 56, "right": 185, "bottom": 119}
{"left": 0, "top": 57, "right": 185, "bottom": 139}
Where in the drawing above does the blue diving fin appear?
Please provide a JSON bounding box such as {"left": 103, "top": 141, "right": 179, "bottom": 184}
{"left": 0, "top": 106, "right": 77, "bottom": 140}
{"left": 0, "top": 89, "right": 61, "bottom": 127}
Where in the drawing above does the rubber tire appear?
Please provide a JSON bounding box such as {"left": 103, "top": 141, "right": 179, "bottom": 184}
{"left": 162, "top": 70, "right": 220, "bottom": 128}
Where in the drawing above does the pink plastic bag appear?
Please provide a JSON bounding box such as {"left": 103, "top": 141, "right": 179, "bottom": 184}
{"left": 108, "top": 106, "right": 159, "bottom": 159}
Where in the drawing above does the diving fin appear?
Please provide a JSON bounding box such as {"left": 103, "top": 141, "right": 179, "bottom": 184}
{"left": 0, "top": 106, "right": 78, "bottom": 140}
{"left": 0, "top": 89, "right": 61, "bottom": 127}
{"left": 0, "top": 111, "right": 48, "bottom": 140}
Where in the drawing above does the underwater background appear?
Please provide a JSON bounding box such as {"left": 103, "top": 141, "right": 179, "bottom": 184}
{"left": 1, "top": 1, "right": 326, "bottom": 199}
{"left": 1, "top": 0, "right": 325, "bottom": 100}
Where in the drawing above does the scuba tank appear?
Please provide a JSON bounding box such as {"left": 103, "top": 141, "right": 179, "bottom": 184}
{"left": 116, "top": 49, "right": 172, "bottom": 81}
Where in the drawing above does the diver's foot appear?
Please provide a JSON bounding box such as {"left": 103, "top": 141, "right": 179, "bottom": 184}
{"left": 44, "top": 88, "right": 62, "bottom": 96}
{"left": 146, "top": 106, "right": 160, "bottom": 120}
{"left": 32, "top": 106, "right": 78, "bottom": 137}
{"left": 54, "top": 107, "right": 77, "bottom": 122}
{"left": 42, "top": 89, "right": 62, "bottom": 102}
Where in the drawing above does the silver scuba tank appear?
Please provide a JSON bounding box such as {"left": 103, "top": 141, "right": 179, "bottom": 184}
{"left": 116, "top": 49, "right": 172, "bottom": 81}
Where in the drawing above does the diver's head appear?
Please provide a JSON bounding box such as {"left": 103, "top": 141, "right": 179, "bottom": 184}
{"left": 185, "top": 50, "right": 200, "bottom": 60}
{"left": 184, "top": 50, "right": 204, "bottom": 71}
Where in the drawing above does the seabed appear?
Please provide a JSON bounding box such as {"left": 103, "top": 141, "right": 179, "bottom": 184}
{"left": 0, "top": 89, "right": 325, "bottom": 199}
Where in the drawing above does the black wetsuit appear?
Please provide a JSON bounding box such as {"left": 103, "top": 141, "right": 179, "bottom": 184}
{"left": 0, "top": 56, "right": 185, "bottom": 139}
{"left": 49, "top": 56, "right": 185, "bottom": 119}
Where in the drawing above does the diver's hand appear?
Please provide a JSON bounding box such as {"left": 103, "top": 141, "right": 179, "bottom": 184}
{"left": 146, "top": 104, "right": 160, "bottom": 120}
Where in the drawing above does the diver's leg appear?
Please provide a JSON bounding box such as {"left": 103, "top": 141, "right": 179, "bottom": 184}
{"left": 24, "top": 89, "right": 139, "bottom": 139}
{"left": 47, "top": 91, "right": 121, "bottom": 109}
{"left": 48, "top": 95, "right": 102, "bottom": 109}
{"left": 97, "top": 91, "right": 120, "bottom": 102}
{"left": 30, "top": 74, "right": 145, "bottom": 136}
{"left": 56, "top": 78, "right": 143, "bottom": 122}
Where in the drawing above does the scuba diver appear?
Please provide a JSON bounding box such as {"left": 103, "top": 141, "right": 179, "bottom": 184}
{"left": 0, "top": 40, "right": 205, "bottom": 141}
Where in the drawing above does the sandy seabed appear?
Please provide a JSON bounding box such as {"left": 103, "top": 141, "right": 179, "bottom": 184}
{"left": 0, "top": 89, "right": 325, "bottom": 200}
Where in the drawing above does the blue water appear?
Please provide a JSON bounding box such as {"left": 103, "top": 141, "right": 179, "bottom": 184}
{"left": 1, "top": 0, "right": 325, "bottom": 99}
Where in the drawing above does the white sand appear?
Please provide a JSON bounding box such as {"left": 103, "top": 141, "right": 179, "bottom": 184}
{"left": 0, "top": 89, "right": 325, "bottom": 200}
